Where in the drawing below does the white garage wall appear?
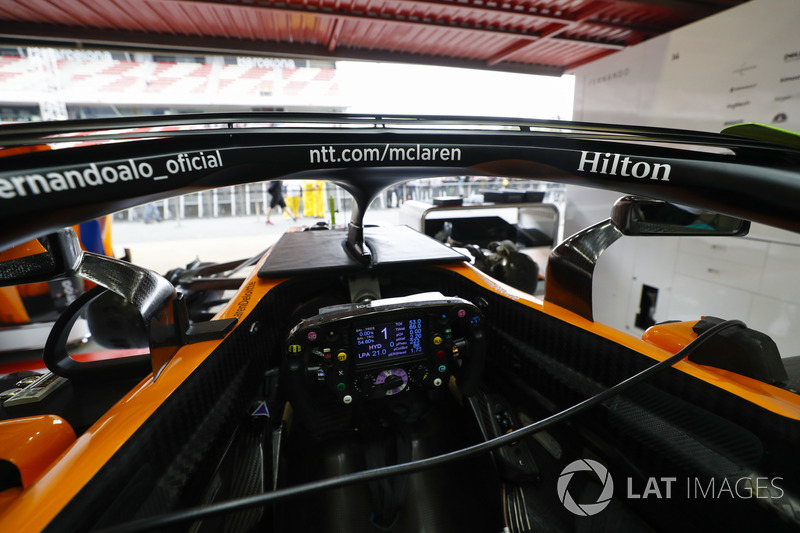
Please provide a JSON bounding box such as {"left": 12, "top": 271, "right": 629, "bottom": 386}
{"left": 570, "top": 0, "right": 800, "bottom": 357}
{"left": 574, "top": 0, "right": 800, "bottom": 132}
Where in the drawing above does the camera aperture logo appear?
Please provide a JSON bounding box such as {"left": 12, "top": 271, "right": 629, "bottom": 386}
{"left": 557, "top": 459, "right": 614, "bottom": 516}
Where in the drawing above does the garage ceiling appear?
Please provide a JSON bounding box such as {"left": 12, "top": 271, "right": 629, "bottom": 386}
{"left": 0, "top": 0, "right": 747, "bottom": 76}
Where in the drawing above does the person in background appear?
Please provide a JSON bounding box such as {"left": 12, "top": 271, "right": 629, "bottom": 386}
{"left": 266, "top": 180, "right": 297, "bottom": 225}
{"left": 143, "top": 202, "right": 162, "bottom": 223}
{"left": 284, "top": 181, "right": 302, "bottom": 219}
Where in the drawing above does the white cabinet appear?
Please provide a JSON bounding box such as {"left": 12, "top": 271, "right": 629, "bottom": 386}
{"left": 678, "top": 236, "right": 767, "bottom": 267}
{"left": 759, "top": 242, "right": 800, "bottom": 303}
{"left": 747, "top": 295, "right": 800, "bottom": 358}
{"left": 675, "top": 237, "right": 767, "bottom": 290}
{"left": 668, "top": 274, "right": 755, "bottom": 323}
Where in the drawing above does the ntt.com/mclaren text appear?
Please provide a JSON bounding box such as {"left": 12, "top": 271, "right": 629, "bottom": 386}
{"left": 309, "top": 145, "right": 462, "bottom": 164}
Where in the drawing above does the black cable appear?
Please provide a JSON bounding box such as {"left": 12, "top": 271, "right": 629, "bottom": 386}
{"left": 98, "top": 318, "right": 745, "bottom": 533}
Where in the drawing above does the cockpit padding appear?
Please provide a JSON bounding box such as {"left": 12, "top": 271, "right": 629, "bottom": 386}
{"left": 258, "top": 226, "right": 466, "bottom": 278}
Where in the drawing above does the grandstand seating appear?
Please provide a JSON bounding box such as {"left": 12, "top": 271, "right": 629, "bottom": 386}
{"left": 0, "top": 52, "right": 342, "bottom": 110}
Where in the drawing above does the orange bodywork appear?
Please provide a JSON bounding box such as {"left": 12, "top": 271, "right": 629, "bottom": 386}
{"left": 1, "top": 259, "right": 799, "bottom": 531}
{"left": 0, "top": 247, "right": 285, "bottom": 531}
{"left": 0, "top": 240, "right": 47, "bottom": 261}
{"left": 0, "top": 415, "right": 76, "bottom": 487}
{"left": 0, "top": 416, "right": 76, "bottom": 514}
{"left": 0, "top": 239, "right": 50, "bottom": 308}
{"left": 0, "top": 287, "right": 30, "bottom": 324}
{"left": 0, "top": 145, "right": 51, "bottom": 158}
{"left": 642, "top": 320, "right": 699, "bottom": 354}
{"left": 445, "top": 262, "right": 800, "bottom": 421}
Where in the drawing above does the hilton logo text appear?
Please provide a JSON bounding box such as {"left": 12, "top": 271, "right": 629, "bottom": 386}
{"left": 578, "top": 151, "right": 671, "bottom": 181}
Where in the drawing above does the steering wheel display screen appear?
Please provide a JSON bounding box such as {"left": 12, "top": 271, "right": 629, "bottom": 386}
{"left": 354, "top": 318, "right": 425, "bottom": 365}
{"left": 286, "top": 293, "right": 485, "bottom": 404}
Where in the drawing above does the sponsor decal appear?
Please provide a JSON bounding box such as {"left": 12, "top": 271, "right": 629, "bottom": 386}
{"left": 730, "top": 83, "right": 757, "bottom": 92}
{"left": 251, "top": 401, "right": 270, "bottom": 417}
{"left": 577, "top": 151, "right": 671, "bottom": 181}
{"left": 309, "top": 144, "right": 462, "bottom": 164}
{"left": 587, "top": 68, "right": 630, "bottom": 86}
{"left": 732, "top": 64, "right": 757, "bottom": 76}
{"left": 234, "top": 281, "right": 256, "bottom": 319}
{"left": 0, "top": 150, "right": 223, "bottom": 201}
{"left": 727, "top": 100, "right": 750, "bottom": 110}
{"left": 236, "top": 56, "right": 296, "bottom": 69}
{"left": 163, "top": 150, "right": 223, "bottom": 174}
{"left": 51, "top": 49, "right": 113, "bottom": 62}
{"left": 58, "top": 278, "right": 78, "bottom": 305}
{"left": 785, "top": 51, "right": 800, "bottom": 63}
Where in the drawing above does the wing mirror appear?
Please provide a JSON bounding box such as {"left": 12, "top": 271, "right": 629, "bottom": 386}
{"left": 545, "top": 196, "right": 750, "bottom": 321}
{"left": 610, "top": 196, "right": 750, "bottom": 237}
{"left": 0, "top": 229, "right": 82, "bottom": 287}
{"left": 0, "top": 228, "right": 236, "bottom": 380}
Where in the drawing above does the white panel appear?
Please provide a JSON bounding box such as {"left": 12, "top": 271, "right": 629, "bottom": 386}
{"left": 572, "top": 45, "right": 648, "bottom": 126}
{"left": 593, "top": 236, "right": 636, "bottom": 328}
{"left": 562, "top": 185, "right": 621, "bottom": 238}
{"left": 675, "top": 252, "right": 763, "bottom": 290}
{"left": 677, "top": 236, "right": 768, "bottom": 267}
{"left": 668, "top": 274, "right": 754, "bottom": 322}
{"left": 759, "top": 242, "right": 800, "bottom": 303}
{"left": 624, "top": 237, "right": 680, "bottom": 332}
{"left": 571, "top": 0, "right": 800, "bottom": 356}
{"left": 573, "top": 0, "right": 800, "bottom": 133}
{"left": 746, "top": 223, "right": 800, "bottom": 246}
{"left": 633, "top": 237, "right": 681, "bottom": 283}
{"left": 747, "top": 295, "right": 800, "bottom": 357}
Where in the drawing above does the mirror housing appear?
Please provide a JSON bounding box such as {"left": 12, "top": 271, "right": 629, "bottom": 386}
{"left": 0, "top": 229, "right": 82, "bottom": 287}
{"left": 1, "top": 228, "right": 236, "bottom": 380}
{"left": 611, "top": 196, "right": 750, "bottom": 237}
{"left": 546, "top": 196, "right": 751, "bottom": 322}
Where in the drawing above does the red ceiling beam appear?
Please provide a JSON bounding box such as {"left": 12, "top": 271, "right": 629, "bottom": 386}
{"left": 327, "top": 18, "right": 343, "bottom": 51}
{"left": 155, "top": 0, "right": 543, "bottom": 42}
{"left": 167, "top": 0, "right": 638, "bottom": 54}
{"left": 563, "top": 48, "right": 618, "bottom": 72}
{"left": 0, "top": 21, "right": 566, "bottom": 75}
{"left": 3, "top": 0, "right": 636, "bottom": 56}
{"left": 159, "top": 0, "right": 671, "bottom": 36}
{"left": 487, "top": 1, "right": 626, "bottom": 67}
{"left": 608, "top": 0, "right": 720, "bottom": 15}
{"left": 486, "top": 38, "right": 543, "bottom": 67}
{"left": 0, "top": 0, "right": 744, "bottom": 75}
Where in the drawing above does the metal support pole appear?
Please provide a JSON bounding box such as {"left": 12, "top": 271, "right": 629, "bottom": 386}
{"left": 245, "top": 184, "right": 251, "bottom": 216}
